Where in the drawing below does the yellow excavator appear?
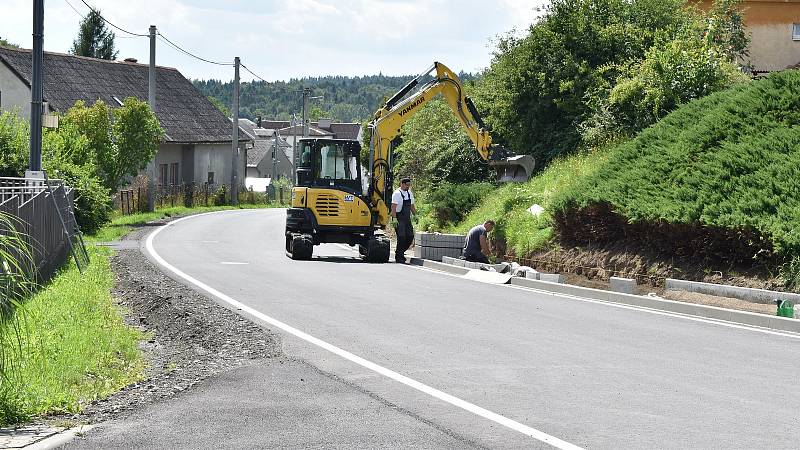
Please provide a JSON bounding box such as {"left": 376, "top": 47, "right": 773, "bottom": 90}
{"left": 285, "top": 61, "right": 535, "bottom": 262}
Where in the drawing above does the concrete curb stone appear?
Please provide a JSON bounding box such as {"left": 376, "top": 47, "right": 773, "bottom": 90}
{"left": 413, "top": 258, "right": 800, "bottom": 334}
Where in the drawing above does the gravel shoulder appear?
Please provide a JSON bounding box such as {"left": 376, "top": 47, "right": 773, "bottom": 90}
{"left": 50, "top": 222, "right": 282, "bottom": 426}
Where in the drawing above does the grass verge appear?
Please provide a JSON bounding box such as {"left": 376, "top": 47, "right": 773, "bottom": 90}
{"left": 87, "top": 203, "right": 278, "bottom": 243}
{"left": 0, "top": 246, "right": 144, "bottom": 425}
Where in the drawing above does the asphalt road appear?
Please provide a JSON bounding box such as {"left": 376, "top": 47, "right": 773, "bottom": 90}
{"left": 69, "top": 209, "right": 800, "bottom": 449}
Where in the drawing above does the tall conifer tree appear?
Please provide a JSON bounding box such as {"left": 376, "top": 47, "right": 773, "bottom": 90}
{"left": 70, "top": 10, "right": 118, "bottom": 60}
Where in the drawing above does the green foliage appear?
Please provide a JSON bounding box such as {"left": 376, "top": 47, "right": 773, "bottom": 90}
{"left": 552, "top": 70, "right": 800, "bottom": 263}
{"left": 417, "top": 182, "right": 493, "bottom": 231}
{"left": 0, "top": 246, "right": 143, "bottom": 425}
{"left": 46, "top": 161, "right": 111, "bottom": 235}
{"left": 208, "top": 96, "right": 230, "bottom": 117}
{"left": 193, "top": 73, "right": 476, "bottom": 123}
{"left": 111, "top": 97, "right": 163, "bottom": 189}
{"left": 62, "top": 98, "right": 163, "bottom": 191}
{"left": 473, "top": 0, "right": 691, "bottom": 164}
{"left": 600, "top": 36, "right": 748, "bottom": 136}
{"left": 0, "top": 37, "right": 19, "bottom": 49}
{"left": 0, "top": 110, "right": 29, "bottom": 177}
{"left": 393, "top": 98, "right": 490, "bottom": 189}
{"left": 452, "top": 148, "right": 612, "bottom": 256}
{"left": 70, "top": 9, "right": 118, "bottom": 60}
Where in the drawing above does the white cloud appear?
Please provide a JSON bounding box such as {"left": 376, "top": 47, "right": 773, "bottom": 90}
{"left": 0, "top": 0, "right": 548, "bottom": 81}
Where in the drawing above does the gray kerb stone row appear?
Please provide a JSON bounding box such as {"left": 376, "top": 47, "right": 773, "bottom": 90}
{"left": 665, "top": 279, "right": 800, "bottom": 305}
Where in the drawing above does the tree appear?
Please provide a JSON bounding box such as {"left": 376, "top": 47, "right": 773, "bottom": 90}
{"left": 111, "top": 97, "right": 163, "bottom": 189}
{"left": 472, "top": 0, "right": 694, "bottom": 165}
{"left": 0, "top": 110, "right": 29, "bottom": 177}
{"left": 70, "top": 9, "right": 118, "bottom": 60}
{"left": 393, "top": 98, "right": 489, "bottom": 189}
{"left": 61, "top": 98, "right": 163, "bottom": 190}
{"left": 208, "top": 96, "right": 230, "bottom": 117}
{"left": 0, "top": 37, "right": 19, "bottom": 49}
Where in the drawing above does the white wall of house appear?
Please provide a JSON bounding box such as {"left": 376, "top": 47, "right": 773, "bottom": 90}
{"left": 0, "top": 63, "right": 31, "bottom": 118}
{"left": 192, "top": 143, "right": 245, "bottom": 187}
{"left": 749, "top": 24, "right": 800, "bottom": 71}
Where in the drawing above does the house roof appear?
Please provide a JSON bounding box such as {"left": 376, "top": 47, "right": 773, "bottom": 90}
{"left": 247, "top": 136, "right": 292, "bottom": 166}
{"left": 0, "top": 46, "right": 242, "bottom": 144}
{"left": 259, "top": 118, "right": 361, "bottom": 140}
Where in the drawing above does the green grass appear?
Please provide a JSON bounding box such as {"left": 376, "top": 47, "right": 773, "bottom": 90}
{"left": 450, "top": 148, "right": 612, "bottom": 256}
{"left": 0, "top": 246, "right": 144, "bottom": 425}
{"left": 87, "top": 203, "right": 277, "bottom": 243}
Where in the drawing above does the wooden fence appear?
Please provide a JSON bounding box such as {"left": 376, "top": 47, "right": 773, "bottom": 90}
{"left": 117, "top": 183, "right": 290, "bottom": 215}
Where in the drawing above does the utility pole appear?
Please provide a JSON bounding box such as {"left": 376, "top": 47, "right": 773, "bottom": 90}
{"left": 273, "top": 131, "right": 279, "bottom": 180}
{"left": 302, "top": 87, "right": 310, "bottom": 138}
{"left": 146, "top": 25, "right": 157, "bottom": 212}
{"left": 231, "top": 57, "right": 240, "bottom": 206}
{"left": 28, "top": 0, "right": 44, "bottom": 173}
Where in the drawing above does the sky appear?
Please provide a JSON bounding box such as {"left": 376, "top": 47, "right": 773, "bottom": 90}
{"left": 1, "top": 0, "right": 546, "bottom": 82}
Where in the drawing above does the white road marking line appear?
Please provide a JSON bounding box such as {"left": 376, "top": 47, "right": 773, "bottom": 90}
{"left": 202, "top": 240, "right": 220, "bottom": 243}
{"left": 220, "top": 262, "right": 249, "bottom": 265}
{"left": 408, "top": 265, "right": 800, "bottom": 340}
{"left": 145, "top": 212, "right": 582, "bottom": 450}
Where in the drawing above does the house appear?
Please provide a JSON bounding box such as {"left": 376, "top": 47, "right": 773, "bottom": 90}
{"left": 238, "top": 118, "right": 293, "bottom": 181}
{"left": 0, "top": 46, "right": 249, "bottom": 188}
{"left": 242, "top": 117, "right": 363, "bottom": 181}
{"left": 258, "top": 118, "right": 363, "bottom": 161}
{"left": 695, "top": 0, "right": 800, "bottom": 72}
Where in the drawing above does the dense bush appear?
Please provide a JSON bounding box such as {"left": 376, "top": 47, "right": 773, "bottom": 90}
{"left": 417, "top": 182, "right": 493, "bottom": 231}
{"left": 552, "top": 70, "right": 800, "bottom": 264}
{"left": 0, "top": 110, "right": 29, "bottom": 177}
{"left": 472, "top": 0, "right": 749, "bottom": 163}
{"left": 393, "top": 98, "right": 490, "bottom": 189}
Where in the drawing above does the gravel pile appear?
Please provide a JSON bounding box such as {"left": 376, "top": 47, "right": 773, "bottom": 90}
{"left": 60, "top": 225, "right": 282, "bottom": 424}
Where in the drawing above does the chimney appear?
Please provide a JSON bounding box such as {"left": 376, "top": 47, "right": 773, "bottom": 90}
{"left": 318, "top": 118, "right": 332, "bottom": 129}
{"left": 124, "top": 57, "right": 138, "bottom": 63}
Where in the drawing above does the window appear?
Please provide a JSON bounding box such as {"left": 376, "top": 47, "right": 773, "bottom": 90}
{"left": 207, "top": 172, "right": 215, "bottom": 184}
{"left": 314, "top": 143, "right": 358, "bottom": 181}
{"left": 158, "top": 164, "right": 168, "bottom": 187}
{"left": 170, "top": 163, "right": 180, "bottom": 186}
{"left": 794, "top": 23, "right": 800, "bottom": 41}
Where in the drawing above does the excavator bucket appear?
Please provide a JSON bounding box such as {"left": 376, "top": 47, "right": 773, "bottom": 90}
{"left": 491, "top": 155, "right": 535, "bottom": 183}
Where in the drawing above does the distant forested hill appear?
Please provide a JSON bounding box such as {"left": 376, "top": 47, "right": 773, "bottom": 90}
{"left": 193, "top": 72, "right": 476, "bottom": 123}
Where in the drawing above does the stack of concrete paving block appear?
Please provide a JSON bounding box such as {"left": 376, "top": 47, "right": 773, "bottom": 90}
{"left": 414, "top": 232, "right": 465, "bottom": 261}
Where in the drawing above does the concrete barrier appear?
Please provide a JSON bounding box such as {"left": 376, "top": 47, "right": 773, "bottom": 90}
{"left": 665, "top": 279, "right": 800, "bottom": 305}
{"left": 610, "top": 277, "right": 637, "bottom": 294}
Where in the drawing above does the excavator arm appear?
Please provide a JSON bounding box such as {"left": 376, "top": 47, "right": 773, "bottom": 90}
{"left": 366, "top": 62, "right": 534, "bottom": 228}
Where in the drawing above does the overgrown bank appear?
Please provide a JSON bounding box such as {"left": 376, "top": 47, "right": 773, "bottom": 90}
{"left": 448, "top": 70, "right": 800, "bottom": 292}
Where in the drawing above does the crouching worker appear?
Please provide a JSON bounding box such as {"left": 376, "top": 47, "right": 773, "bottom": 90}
{"left": 462, "top": 220, "right": 495, "bottom": 263}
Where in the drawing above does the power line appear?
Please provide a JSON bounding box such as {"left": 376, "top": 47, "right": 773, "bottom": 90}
{"left": 63, "top": 0, "right": 84, "bottom": 18}
{"left": 241, "top": 63, "right": 269, "bottom": 83}
{"left": 157, "top": 33, "right": 233, "bottom": 66}
{"left": 78, "top": 0, "right": 148, "bottom": 37}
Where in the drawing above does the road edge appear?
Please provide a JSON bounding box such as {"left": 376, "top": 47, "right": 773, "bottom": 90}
{"left": 411, "top": 258, "right": 800, "bottom": 335}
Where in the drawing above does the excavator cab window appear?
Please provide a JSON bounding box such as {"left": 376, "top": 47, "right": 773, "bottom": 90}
{"left": 295, "top": 139, "right": 362, "bottom": 194}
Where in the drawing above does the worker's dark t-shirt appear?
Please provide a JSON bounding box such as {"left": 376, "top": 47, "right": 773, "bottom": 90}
{"left": 463, "top": 225, "right": 486, "bottom": 257}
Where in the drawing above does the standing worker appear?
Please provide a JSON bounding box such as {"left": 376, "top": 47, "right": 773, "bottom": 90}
{"left": 391, "top": 177, "right": 416, "bottom": 264}
{"left": 462, "top": 220, "right": 495, "bottom": 263}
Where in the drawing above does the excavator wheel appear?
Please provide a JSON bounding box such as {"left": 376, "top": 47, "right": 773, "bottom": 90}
{"left": 364, "top": 236, "right": 390, "bottom": 263}
{"left": 289, "top": 234, "right": 314, "bottom": 260}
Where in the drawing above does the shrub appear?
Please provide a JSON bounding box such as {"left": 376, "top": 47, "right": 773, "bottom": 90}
{"left": 46, "top": 161, "right": 111, "bottom": 235}
{"left": 553, "top": 70, "right": 800, "bottom": 265}
{"left": 0, "top": 110, "right": 29, "bottom": 177}
{"left": 420, "top": 182, "right": 493, "bottom": 230}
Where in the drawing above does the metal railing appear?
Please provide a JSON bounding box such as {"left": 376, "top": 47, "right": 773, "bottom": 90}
{"left": 0, "top": 176, "right": 78, "bottom": 283}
